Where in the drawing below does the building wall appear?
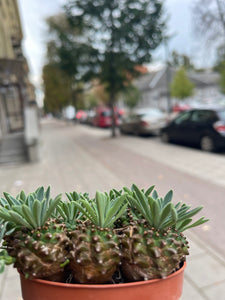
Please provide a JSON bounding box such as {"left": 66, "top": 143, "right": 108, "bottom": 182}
{"left": 0, "top": 0, "right": 23, "bottom": 59}
{"left": 0, "top": 0, "right": 28, "bottom": 135}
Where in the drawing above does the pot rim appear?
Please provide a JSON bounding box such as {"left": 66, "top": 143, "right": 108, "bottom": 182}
{"left": 19, "top": 261, "right": 186, "bottom": 289}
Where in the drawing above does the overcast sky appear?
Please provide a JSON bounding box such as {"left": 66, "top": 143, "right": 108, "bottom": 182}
{"left": 17, "top": 0, "right": 216, "bottom": 104}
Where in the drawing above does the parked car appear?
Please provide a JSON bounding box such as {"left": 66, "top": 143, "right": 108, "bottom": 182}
{"left": 92, "top": 106, "right": 120, "bottom": 128}
{"left": 119, "top": 108, "right": 167, "bottom": 136}
{"left": 160, "top": 108, "right": 225, "bottom": 152}
{"left": 76, "top": 110, "right": 88, "bottom": 123}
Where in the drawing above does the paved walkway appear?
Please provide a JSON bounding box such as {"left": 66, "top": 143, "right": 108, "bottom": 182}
{"left": 0, "top": 119, "right": 225, "bottom": 300}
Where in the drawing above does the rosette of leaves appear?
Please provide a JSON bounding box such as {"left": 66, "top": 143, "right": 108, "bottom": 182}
{"left": 66, "top": 190, "right": 127, "bottom": 283}
{"left": 0, "top": 187, "right": 70, "bottom": 281}
{"left": 121, "top": 184, "right": 209, "bottom": 281}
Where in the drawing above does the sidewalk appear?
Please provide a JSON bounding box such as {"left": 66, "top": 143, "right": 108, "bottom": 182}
{"left": 0, "top": 119, "right": 224, "bottom": 299}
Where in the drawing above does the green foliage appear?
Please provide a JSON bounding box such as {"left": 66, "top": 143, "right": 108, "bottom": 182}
{"left": 124, "top": 184, "right": 209, "bottom": 232}
{"left": 65, "top": 0, "right": 165, "bottom": 98}
{"left": 170, "top": 67, "right": 195, "bottom": 99}
{"left": 169, "top": 51, "right": 195, "bottom": 70}
{"left": 0, "top": 250, "right": 15, "bottom": 273}
{"left": 121, "top": 84, "right": 141, "bottom": 110}
{"left": 43, "top": 64, "right": 72, "bottom": 114}
{"left": 0, "top": 187, "right": 61, "bottom": 230}
{"left": 72, "top": 191, "right": 128, "bottom": 228}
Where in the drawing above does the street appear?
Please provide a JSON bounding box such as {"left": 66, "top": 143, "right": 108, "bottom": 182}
{"left": 0, "top": 119, "right": 225, "bottom": 300}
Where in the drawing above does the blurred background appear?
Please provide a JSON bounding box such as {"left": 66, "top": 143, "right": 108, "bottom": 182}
{"left": 0, "top": 0, "right": 225, "bottom": 299}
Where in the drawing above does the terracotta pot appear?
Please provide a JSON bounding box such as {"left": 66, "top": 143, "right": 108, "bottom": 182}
{"left": 20, "top": 262, "right": 186, "bottom": 300}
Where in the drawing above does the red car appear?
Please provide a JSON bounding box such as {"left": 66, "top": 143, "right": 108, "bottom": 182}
{"left": 92, "top": 106, "right": 120, "bottom": 128}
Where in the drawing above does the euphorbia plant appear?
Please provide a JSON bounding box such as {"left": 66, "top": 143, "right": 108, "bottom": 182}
{"left": 0, "top": 184, "right": 208, "bottom": 284}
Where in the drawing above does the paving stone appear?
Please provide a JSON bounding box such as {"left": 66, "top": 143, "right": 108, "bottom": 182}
{"left": 203, "top": 279, "right": 225, "bottom": 299}
{"left": 181, "top": 278, "right": 206, "bottom": 300}
{"left": 0, "top": 273, "right": 22, "bottom": 300}
{"left": 185, "top": 254, "right": 225, "bottom": 288}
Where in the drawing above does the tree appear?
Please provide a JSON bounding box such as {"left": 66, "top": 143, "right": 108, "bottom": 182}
{"left": 43, "top": 14, "right": 89, "bottom": 112}
{"left": 213, "top": 44, "right": 225, "bottom": 72}
{"left": 121, "top": 84, "right": 141, "bottom": 111}
{"left": 65, "top": 0, "right": 166, "bottom": 136}
{"left": 170, "top": 67, "right": 195, "bottom": 100}
{"left": 193, "top": 0, "right": 225, "bottom": 46}
{"left": 43, "top": 64, "right": 72, "bottom": 114}
{"left": 169, "top": 51, "right": 195, "bottom": 70}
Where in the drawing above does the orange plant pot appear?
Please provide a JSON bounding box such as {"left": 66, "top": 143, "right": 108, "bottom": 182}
{"left": 20, "top": 262, "right": 186, "bottom": 300}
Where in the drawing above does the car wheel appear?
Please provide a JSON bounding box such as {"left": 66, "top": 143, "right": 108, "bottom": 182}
{"left": 200, "top": 136, "right": 215, "bottom": 152}
{"left": 161, "top": 132, "right": 170, "bottom": 143}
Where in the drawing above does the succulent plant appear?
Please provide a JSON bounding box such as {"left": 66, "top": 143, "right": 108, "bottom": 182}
{"left": 0, "top": 184, "right": 208, "bottom": 285}
{"left": 64, "top": 191, "right": 127, "bottom": 284}
{"left": 120, "top": 184, "right": 209, "bottom": 281}
{"left": 0, "top": 187, "right": 70, "bottom": 281}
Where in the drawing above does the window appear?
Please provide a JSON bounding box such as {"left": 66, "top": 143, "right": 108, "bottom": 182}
{"left": 191, "top": 110, "right": 217, "bottom": 122}
{"left": 174, "top": 111, "right": 192, "bottom": 125}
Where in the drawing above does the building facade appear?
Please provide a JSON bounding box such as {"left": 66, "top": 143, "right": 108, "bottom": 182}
{"left": 133, "top": 66, "right": 222, "bottom": 112}
{"left": 0, "top": 0, "right": 35, "bottom": 138}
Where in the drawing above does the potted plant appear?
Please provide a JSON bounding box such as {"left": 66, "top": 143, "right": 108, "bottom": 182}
{"left": 0, "top": 184, "right": 208, "bottom": 300}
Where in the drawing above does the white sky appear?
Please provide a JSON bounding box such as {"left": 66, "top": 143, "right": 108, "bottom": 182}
{"left": 17, "top": 0, "right": 216, "bottom": 105}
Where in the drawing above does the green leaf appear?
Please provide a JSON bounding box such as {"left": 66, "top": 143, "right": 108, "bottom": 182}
{"left": 3, "top": 193, "right": 20, "bottom": 207}
{"left": 104, "top": 195, "right": 126, "bottom": 227}
{"left": 62, "top": 202, "right": 70, "bottom": 219}
{"left": 145, "top": 185, "right": 155, "bottom": 197}
{"left": 123, "top": 187, "right": 132, "bottom": 195}
{"left": 27, "top": 194, "right": 35, "bottom": 210}
{"left": 163, "top": 190, "right": 173, "bottom": 207}
{"left": 36, "top": 187, "right": 44, "bottom": 202}
{"left": 182, "top": 217, "right": 209, "bottom": 231}
{"left": 32, "top": 200, "right": 42, "bottom": 227}
{"left": 0, "top": 208, "right": 15, "bottom": 223}
{"left": 132, "top": 184, "right": 151, "bottom": 218}
{"left": 158, "top": 203, "right": 172, "bottom": 228}
{"left": 152, "top": 200, "right": 161, "bottom": 228}
{"left": 45, "top": 186, "right": 51, "bottom": 203}
{"left": 22, "top": 205, "right": 37, "bottom": 228}
{"left": 106, "top": 203, "right": 128, "bottom": 228}
{"left": 0, "top": 222, "right": 7, "bottom": 241}
{"left": 126, "top": 195, "right": 147, "bottom": 219}
{"left": 171, "top": 207, "right": 178, "bottom": 223}
{"left": 11, "top": 205, "right": 23, "bottom": 216}
{"left": 152, "top": 190, "right": 159, "bottom": 200}
{"left": 57, "top": 204, "right": 67, "bottom": 220}
{"left": 0, "top": 260, "right": 5, "bottom": 273}
{"left": 112, "top": 189, "right": 122, "bottom": 197}
{"left": 8, "top": 211, "right": 32, "bottom": 229}
{"left": 66, "top": 192, "right": 74, "bottom": 203}
{"left": 176, "top": 218, "right": 192, "bottom": 231}
{"left": 42, "top": 194, "right": 61, "bottom": 223}
{"left": 73, "top": 201, "right": 97, "bottom": 225}
{"left": 96, "top": 191, "right": 106, "bottom": 227}
{"left": 81, "top": 198, "right": 98, "bottom": 224}
{"left": 0, "top": 198, "right": 8, "bottom": 207}
{"left": 177, "top": 206, "right": 203, "bottom": 223}
{"left": 19, "top": 191, "right": 26, "bottom": 202}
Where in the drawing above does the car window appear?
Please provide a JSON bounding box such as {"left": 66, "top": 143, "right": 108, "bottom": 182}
{"left": 101, "top": 111, "right": 111, "bottom": 117}
{"left": 173, "top": 111, "right": 192, "bottom": 125}
{"left": 190, "top": 110, "right": 217, "bottom": 122}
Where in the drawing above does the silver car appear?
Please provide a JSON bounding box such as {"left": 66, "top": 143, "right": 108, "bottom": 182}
{"left": 119, "top": 108, "right": 167, "bottom": 136}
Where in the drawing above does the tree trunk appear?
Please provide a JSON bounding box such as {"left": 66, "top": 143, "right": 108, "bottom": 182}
{"left": 110, "top": 90, "right": 116, "bottom": 138}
